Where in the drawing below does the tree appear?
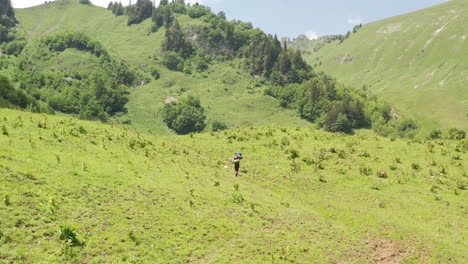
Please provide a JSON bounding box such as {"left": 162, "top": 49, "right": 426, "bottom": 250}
{"left": 172, "top": 0, "right": 186, "bottom": 14}
{"left": 162, "top": 51, "right": 183, "bottom": 71}
{"left": 162, "top": 95, "right": 206, "bottom": 134}
{"left": 331, "top": 113, "right": 352, "bottom": 133}
{"left": 279, "top": 44, "right": 291, "bottom": 74}
{"left": 217, "top": 11, "right": 226, "bottom": 20}
{"left": 187, "top": 4, "right": 210, "bottom": 18}
{"left": 162, "top": 20, "right": 193, "bottom": 57}
{"left": 163, "top": 5, "right": 173, "bottom": 27}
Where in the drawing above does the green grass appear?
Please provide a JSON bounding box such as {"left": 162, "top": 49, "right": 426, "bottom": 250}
{"left": 0, "top": 108, "right": 466, "bottom": 263}
{"left": 298, "top": 0, "right": 468, "bottom": 131}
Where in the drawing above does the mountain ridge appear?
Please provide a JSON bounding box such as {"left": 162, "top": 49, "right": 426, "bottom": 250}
{"left": 294, "top": 0, "right": 467, "bottom": 130}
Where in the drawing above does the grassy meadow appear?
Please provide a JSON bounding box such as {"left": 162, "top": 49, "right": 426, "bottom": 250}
{"left": 0, "top": 108, "right": 466, "bottom": 263}
{"left": 299, "top": 0, "right": 468, "bottom": 131}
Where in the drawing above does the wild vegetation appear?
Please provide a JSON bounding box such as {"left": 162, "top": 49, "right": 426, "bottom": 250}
{"left": 7, "top": 31, "right": 138, "bottom": 121}
{"left": 0, "top": 108, "right": 466, "bottom": 263}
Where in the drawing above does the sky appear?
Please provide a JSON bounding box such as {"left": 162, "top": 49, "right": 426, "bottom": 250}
{"left": 11, "top": 0, "right": 450, "bottom": 39}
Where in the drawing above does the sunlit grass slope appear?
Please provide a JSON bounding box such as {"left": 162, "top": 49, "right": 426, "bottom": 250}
{"left": 0, "top": 108, "right": 466, "bottom": 263}
{"left": 15, "top": 0, "right": 312, "bottom": 135}
{"left": 302, "top": 0, "right": 468, "bottom": 130}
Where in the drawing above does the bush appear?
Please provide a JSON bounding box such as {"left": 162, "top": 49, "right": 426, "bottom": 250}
{"left": 59, "top": 225, "right": 80, "bottom": 246}
{"left": 162, "top": 95, "right": 207, "bottom": 134}
{"left": 448, "top": 128, "right": 466, "bottom": 140}
{"left": 150, "top": 67, "right": 160, "bottom": 80}
{"left": 428, "top": 129, "right": 442, "bottom": 139}
{"left": 211, "top": 121, "right": 227, "bottom": 131}
{"left": 397, "top": 118, "right": 418, "bottom": 138}
{"left": 162, "top": 51, "right": 183, "bottom": 71}
{"left": 2, "top": 39, "right": 26, "bottom": 56}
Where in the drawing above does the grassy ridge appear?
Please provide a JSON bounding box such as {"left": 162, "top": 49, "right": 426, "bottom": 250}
{"left": 0, "top": 108, "right": 466, "bottom": 263}
{"left": 299, "top": 0, "right": 467, "bottom": 130}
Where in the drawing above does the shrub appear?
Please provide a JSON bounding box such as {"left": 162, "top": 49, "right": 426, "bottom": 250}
{"left": 211, "top": 121, "right": 227, "bottom": 132}
{"left": 150, "top": 67, "right": 160, "bottom": 80}
{"left": 287, "top": 148, "right": 300, "bottom": 160}
{"left": 411, "top": 163, "right": 421, "bottom": 170}
{"left": 162, "top": 51, "right": 183, "bottom": 71}
{"left": 1, "top": 125, "right": 8, "bottom": 135}
{"left": 447, "top": 128, "right": 466, "bottom": 140}
{"left": 428, "top": 129, "right": 442, "bottom": 139}
{"left": 358, "top": 151, "right": 370, "bottom": 158}
{"left": 162, "top": 95, "right": 207, "bottom": 134}
{"left": 360, "top": 167, "right": 372, "bottom": 176}
{"left": 229, "top": 194, "right": 245, "bottom": 203}
{"left": 376, "top": 170, "right": 388, "bottom": 178}
{"left": 59, "top": 225, "right": 80, "bottom": 246}
{"left": 2, "top": 39, "right": 27, "bottom": 56}
{"left": 3, "top": 193, "right": 10, "bottom": 206}
{"left": 290, "top": 160, "right": 301, "bottom": 172}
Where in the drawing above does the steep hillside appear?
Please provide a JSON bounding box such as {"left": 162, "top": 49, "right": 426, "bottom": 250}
{"left": 0, "top": 108, "right": 467, "bottom": 263}
{"left": 298, "top": 0, "right": 467, "bottom": 130}
{"left": 13, "top": 0, "right": 313, "bottom": 135}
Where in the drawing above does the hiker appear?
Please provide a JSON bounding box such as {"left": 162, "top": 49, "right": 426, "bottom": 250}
{"left": 232, "top": 152, "right": 243, "bottom": 176}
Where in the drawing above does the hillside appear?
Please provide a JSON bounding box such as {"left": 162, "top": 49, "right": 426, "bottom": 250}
{"left": 296, "top": 0, "right": 467, "bottom": 130}
{"left": 12, "top": 0, "right": 313, "bottom": 135}
{"left": 0, "top": 108, "right": 467, "bottom": 263}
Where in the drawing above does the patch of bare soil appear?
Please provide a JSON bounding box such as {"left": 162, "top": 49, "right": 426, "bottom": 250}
{"left": 365, "top": 239, "right": 425, "bottom": 264}
{"left": 377, "top": 23, "right": 402, "bottom": 34}
{"left": 334, "top": 54, "right": 353, "bottom": 64}
{"left": 39, "top": 24, "right": 59, "bottom": 37}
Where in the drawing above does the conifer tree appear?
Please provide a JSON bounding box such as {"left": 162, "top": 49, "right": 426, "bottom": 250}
{"left": 163, "top": 20, "right": 192, "bottom": 57}
{"left": 279, "top": 42, "right": 291, "bottom": 74}
{"left": 163, "top": 5, "right": 173, "bottom": 27}
{"left": 116, "top": 3, "right": 124, "bottom": 16}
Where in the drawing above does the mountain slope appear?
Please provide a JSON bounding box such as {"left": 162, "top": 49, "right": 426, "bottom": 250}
{"left": 14, "top": 0, "right": 313, "bottom": 135}
{"left": 0, "top": 108, "right": 466, "bottom": 262}
{"left": 298, "top": 0, "right": 467, "bottom": 130}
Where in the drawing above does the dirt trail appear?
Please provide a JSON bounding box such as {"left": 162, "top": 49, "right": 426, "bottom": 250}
{"left": 30, "top": 23, "right": 41, "bottom": 36}
{"left": 39, "top": 24, "right": 59, "bottom": 37}
{"left": 423, "top": 15, "right": 458, "bottom": 49}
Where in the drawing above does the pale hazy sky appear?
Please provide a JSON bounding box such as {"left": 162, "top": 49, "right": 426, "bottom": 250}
{"left": 10, "top": 0, "right": 451, "bottom": 39}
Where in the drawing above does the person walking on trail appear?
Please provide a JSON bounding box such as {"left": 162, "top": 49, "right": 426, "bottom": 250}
{"left": 232, "top": 152, "right": 243, "bottom": 177}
